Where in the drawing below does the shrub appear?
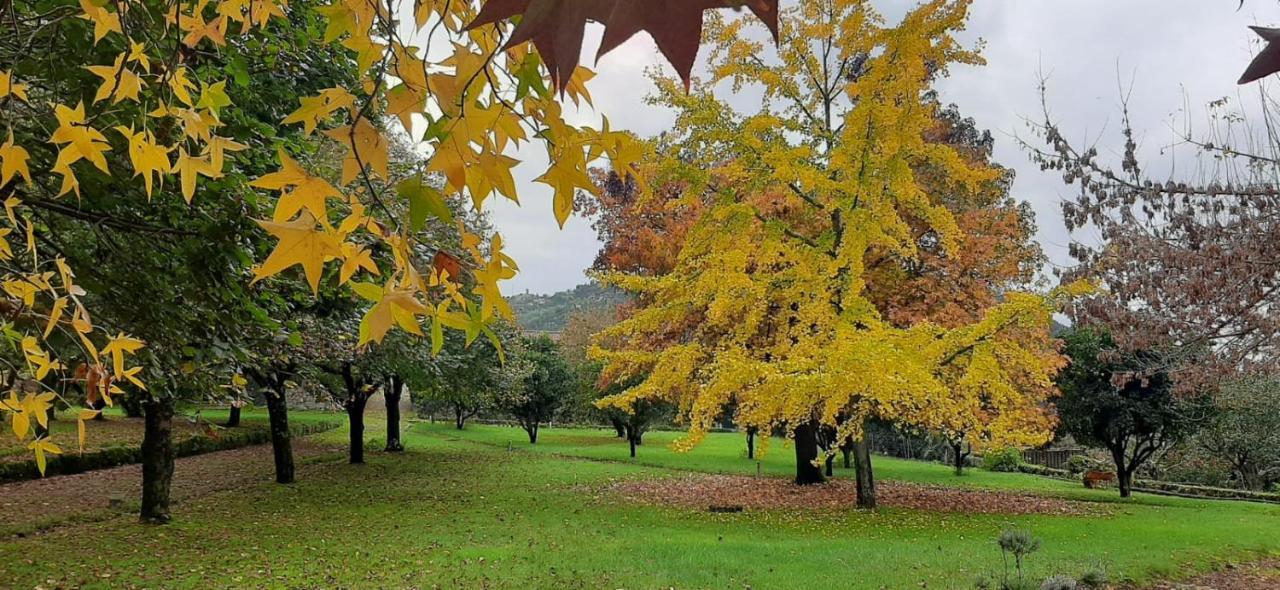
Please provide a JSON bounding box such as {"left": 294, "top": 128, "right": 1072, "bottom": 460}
{"left": 1065, "top": 454, "right": 1101, "bottom": 475}
{"left": 983, "top": 447, "right": 1023, "bottom": 472}
{"left": 1040, "top": 576, "right": 1077, "bottom": 590}
{"left": 1077, "top": 568, "right": 1108, "bottom": 589}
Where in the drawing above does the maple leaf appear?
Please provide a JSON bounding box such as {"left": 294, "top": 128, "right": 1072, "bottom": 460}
{"left": 1240, "top": 26, "right": 1280, "bottom": 84}
{"left": 101, "top": 332, "right": 145, "bottom": 377}
{"left": 85, "top": 53, "right": 145, "bottom": 104}
{"left": 174, "top": 147, "right": 214, "bottom": 203}
{"left": 252, "top": 211, "right": 344, "bottom": 294}
{"left": 252, "top": 149, "right": 344, "bottom": 220}
{"left": 78, "top": 0, "right": 121, "bottom": 44}
{"left": 324, "top": 117, "right": 389, "bottom": 184}
{"left": 340, "top": 243, "right": 379, "bottom": 283}
{"left": 0, "top": 132, "right": 32, "bottom": 187}
{"left": 76, "top": 408, "right": 100, "bottom": 451}
{"left": 384, "top": 84, "right": 425, "bottom": 136}
{"left": 49, "top": 102, "right": 111, "bottom": 175}
{"left": 536, "top": 154, "right": 597, "bottom": 228}
{"left": 28, "top": 437, "right": 61, "bottom": 476}
{"left": 282, "top": 88, "right": 356, "bottom": 135}
{"left": 205, "top": 135, "right": 247, "bottom": 173}
{"left": 169, "top": 67, "right": 198, "bottom": 106}
{"left": 195, "top": 80, "right": 232, "bottom": 118}
{"left": 114, "top": 126, "right": 172, "bottom": 198}
{"left": 182, "top": 13, "right": 228, "bottom": 48}
{"left": 355, "top": 281, "right": 430, "bottom": 345}
{"left": 0, "top": 70, "right": 28, "bottom": 102}
{"left": 467, "top": 0, "right": 779, "bottom": 89}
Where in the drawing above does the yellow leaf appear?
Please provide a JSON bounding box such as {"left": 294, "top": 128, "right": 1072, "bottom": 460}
{"left": 113, "top": 126, "right": 171, "bottom": 198}
{"left": 77, "top": 0, "right": 121, "bottom": 44}
{"left": 282, "top": 88, "right": 355, "bottom": 135}
{"left": 0, "top": 70, "right": 29, "bottom": 102}
{"left": 252, "top": 211, "right": 344, "bottom": 294}
{"left": 101, "top": 332, "right": 145, "bottom": 377}
{"left": 174, "top": 148, "right": 213, "bottom": 203}
{"left": 0, "top": 132, "right": 32, "bottom": 187}
{"left": 28, "top": 437, "right": 61, "bottom": 475}
{"left": 339, "top": 243, "right": 379, "bottom": 283}
{"left": 44, "top": 298, "right": 67, "bottom": 339}
{"left": 358, "top": 282, "right": 429, "bottom": 345}
{"left": 535, "top": 157, "right": 597, "bottom": 228}
{"left": 169, "top": 67, "right": 198, "bottom": 106}
{"left": 182, "top": 14, "right": 227, "bottom": 48}
{"left": 323, "top": 117, "right": 388, "bottom": 185}
{"left": 84, "top": 53, "right": 145, "bottom": 104}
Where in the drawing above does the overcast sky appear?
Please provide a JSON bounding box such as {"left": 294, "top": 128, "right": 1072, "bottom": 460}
{"left": 487, "top": 0, "right": 1277, "bottom": 295}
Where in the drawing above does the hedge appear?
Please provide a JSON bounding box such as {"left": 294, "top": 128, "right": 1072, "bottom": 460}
{"left": 0, "top": 419, "right": 340, "bottom": 483}
{"left": 1015, "top": 463, "right": 1280, "bottom": 504}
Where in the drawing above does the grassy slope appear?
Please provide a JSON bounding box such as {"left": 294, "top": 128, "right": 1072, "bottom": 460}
{"left": 0, "top": 421, "right": 1276, "bottom": 589}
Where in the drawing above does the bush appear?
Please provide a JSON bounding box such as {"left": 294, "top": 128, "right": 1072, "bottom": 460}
{"left": 0, "top": 419, "right": 340, "bottom": 483}
{"left": 1065, "top": 454, "right": 1102, "bottom": 475}
{"left": 983, "top": 447, "right": 1023, "bottom": 472}
{"left": 1017, "top": 463, "right": 1071, "bottom": 478}
{"left": 1077, "top": 568, "right": 1107, "bottom": 589}
{"left": 1039, "top": 576, "right": 1077, "bottom": 590}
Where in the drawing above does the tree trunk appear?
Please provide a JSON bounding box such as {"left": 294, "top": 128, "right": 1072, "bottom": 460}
{"left": 264, "top": 387, "right": 294, "bottom": 484}
{"left": 384, "top": 376, "right": 404, "bottom": 452}
{"left": 1111, "top": 446, "right": 1133, "bottom": 498}
{"left": 528, "top": 423, "right": 539, "bottom": 444}
{"left": 610, "top": 416, "right": 626, "bottom": 438}
{"left": 140, "top": 397, "right": 175, "bottom": 524}
{"left": 455, "top": 406, "right": 466, "bottom": 430}
{"left": 91, "top": 397, "right": 107, "bottom": 420}
{"left": 746, "top": 427, "right": 756, "bottom": 460}
{"left": 122, "top": 394, "right": 144, "bottom": 418}
{"left": 348, "top": 398, "right": 367, "bottom": 464}
{"left": 224, "top": 405, "right": 241, "bottom": 428}
{"left": 952, "top": 440, "right": 966, "bottom": 476}
{"left": 793, "top": 420, "right": 825, "bottom": 485}
{"left": 853, "top": 433, "right": 876, "bottom": 509}
{"left": 841, "top": 438, "right": 853, "bottom": 469}
{"left": 629, "top": 433, "right": 637, "bottom": 458}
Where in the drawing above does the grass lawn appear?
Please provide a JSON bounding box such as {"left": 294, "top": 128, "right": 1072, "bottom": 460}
{"left": 0, "top": 420, "right": 1276, "bottom": 589}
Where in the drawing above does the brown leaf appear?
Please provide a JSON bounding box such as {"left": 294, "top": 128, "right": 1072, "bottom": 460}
{"left": 467, "top": 0, "right": 779, "bottom": 90}
{"left": 1239, "top": 26, "right": 1280, "bottom": 84}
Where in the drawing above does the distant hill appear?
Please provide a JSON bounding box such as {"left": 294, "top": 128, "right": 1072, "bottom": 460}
{"left": 509, "top": 282, "right": 630, "bottom": 332}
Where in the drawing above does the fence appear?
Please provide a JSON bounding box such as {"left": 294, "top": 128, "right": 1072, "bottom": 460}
{"left": 1021, "top": 448, "right": 1085, "bottom": 471}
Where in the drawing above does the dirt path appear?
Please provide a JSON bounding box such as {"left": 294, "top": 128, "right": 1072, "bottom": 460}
{"left": 0, "top": 439, "right": 342, "bottom": 536}
{"left": 1142, "top": 560, "right": 1280, "bottom": 590}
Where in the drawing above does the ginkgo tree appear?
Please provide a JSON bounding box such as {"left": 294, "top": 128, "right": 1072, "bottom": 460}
{"left": 590, "top": 0, "right": 1083, "bottom": 508}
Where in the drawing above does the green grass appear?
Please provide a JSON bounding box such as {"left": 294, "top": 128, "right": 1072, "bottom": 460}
{"left": 1, "top": 421, "right": 1277, "bottom": 589}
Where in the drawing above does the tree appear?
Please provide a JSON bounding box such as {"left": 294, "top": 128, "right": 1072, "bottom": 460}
{"left": 507, "top": 335, "right": 574, "bottom": 443}
{"left": 414, "top": 328, "right": 515, "bottom": 430}
{"left": 863, "top": 102, "right": 1061, "bottom": 477}
{"left": 1023, "top": 81, "right": 1280, "bottom": 392}
{"left": 1198, "top": 377, "right": 1280, "bottom": 491}
{"left": 592, "top": 1, "right": 1074, "bottom": 506}
{"left": 1056, "top": 329, "right": 1212, "bottom": 497}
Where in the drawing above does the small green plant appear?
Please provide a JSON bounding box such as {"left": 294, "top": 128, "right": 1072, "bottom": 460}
{"left": 983, "top": 448, "right": 1024, "bottom": 472}
{"left": 1077, "top": 567, "right": 1108, "bottom": 589}
{"left": 998, "top": 527, "right": 1041, "bottom": 587}
{"left": 1040, "top": 575, "right": 1077, "bottom": 590}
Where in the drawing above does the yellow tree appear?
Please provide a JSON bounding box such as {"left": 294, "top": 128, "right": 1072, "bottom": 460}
{"left": 592, "top": 0, "right": 1081, "bottom": 507}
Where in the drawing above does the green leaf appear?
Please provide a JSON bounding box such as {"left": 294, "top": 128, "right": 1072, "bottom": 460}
{"left": 227, "top": 55, "right": 250, "bottom": 87}
{"left": 396, "top": 175, "right": 453, "bottom": 231}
